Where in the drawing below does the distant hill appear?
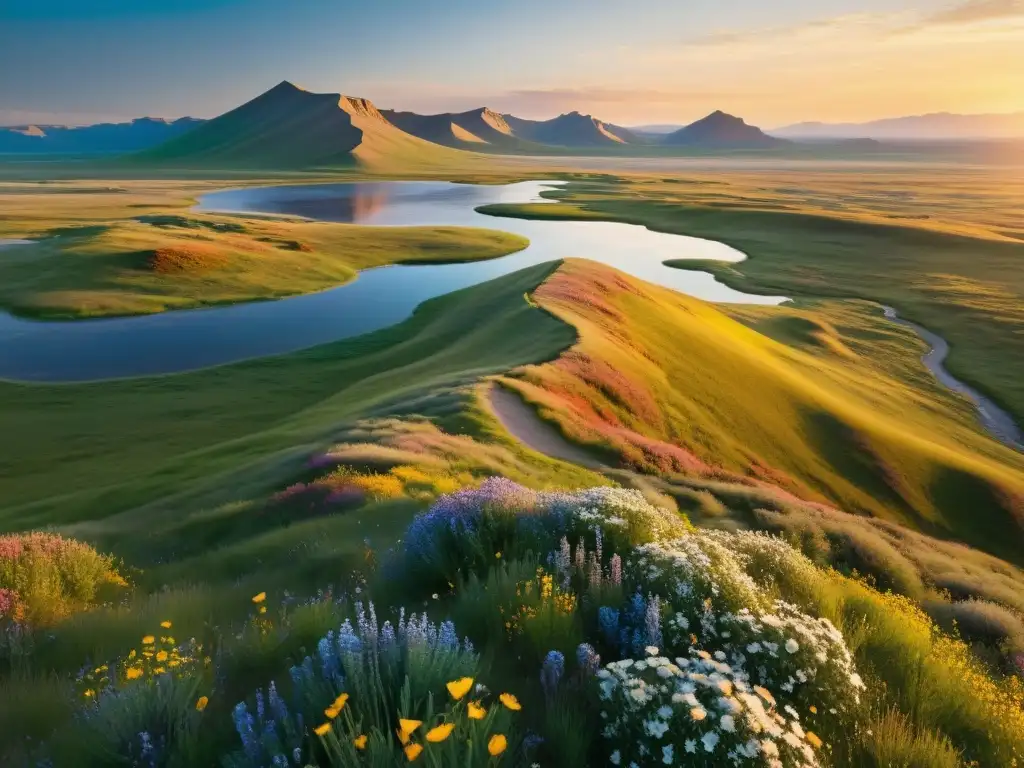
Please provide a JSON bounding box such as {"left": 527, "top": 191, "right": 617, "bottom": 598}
{"left": 772, "top": 112, "right": 1024, "bottom": 140}
{"left": 662, "top": 110, "right": 786, "bottom": 148}
{"left": 628, "top": 124, "right": 685, "bottom": 134}
{"left": 0, "top": 117, "right": 204, "bottom": 154}
{"left": 381, "top": 107, "right": 540, "bottom": 151}
{"left": 502, "top": 111, "right": 641, "bottom": 147}
{"left": 142, "top": 81, "right": 471, "bottom": 169}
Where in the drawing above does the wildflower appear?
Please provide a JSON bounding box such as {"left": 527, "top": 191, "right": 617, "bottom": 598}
{"left": 446, "top": 677, "right": 474, "bottom": 701}
{"left": 426, "top": 723, "right": 455, "bottom": 742}
{"left": 333, "top": 693, "right": 349, "bottom": 710}
{"left": 495, "top": 552, "right": 502, "bottom": 559}
{"left": 405, "top": 744, "right": 423, "bottom": 762}
{"left": 196, "top": 696, "right": 209, "bottom": 712}
{"left": 806, "top": 731, "right": 823, "bottom": 748}
{"left": 499, "top": 692, "right": 522, "bottom": 711}
{"left": 809, "top": 705, "right": 817, "bottom": 714}
{"left": 701, "top": 732, "right": 719, "bottom": 752}
{"left": 160, "top": 621, "right": 172, "bottom": 629}
{"left": 84, "top": 689, "right": 95, "bottom": 698}
{"left": 468, "top": 701, "right": 487, "bottom": 719}
{"left": 354, "top": 734, "right": 367, "bottom": 750}
{"left": 785, "top": 638, "right": 799, "bottom": 654}
{"left": 153, "top": 667, "right": 166, "bottom": 674}
{"left": 314, "top": 722, "right": 331, "bottom": 737}
{"left": 541, "top": 650, "right": 565, "bottom": 697}
{"left": 252, "top": 592, "right": 266, "bottom": 604}
{"left": 399, "top": 719, "right": 422, "bottom": 737}
{"left": 325, "top": 706, "right": 340, "bottom": 719}
{"left": 690, "top": 707, "right": 707, "bottom": 721}
{"left": 142, "top": 635, "right": 155, "bottom": 645}
{"left": 753, "top": 686, "right": 776, "bottom": 706}
{"left": 125, "top": 667, "right": 143, "bottom": 681}
{"left": 259, "top": 606, "right": 267, "bottom": 615}
{"left": 156, "top": 651, "right": 168, "bottom": 663}
{"left": 662, "top": 744, "right": 674, "bottom": 764}
{"left": 488, "top": 734, "right": 508, "bottom": 756}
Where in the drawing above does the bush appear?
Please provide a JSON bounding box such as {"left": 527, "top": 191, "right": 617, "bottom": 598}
{"left": 0, "top": 532, "right": 125, "bottom": 625}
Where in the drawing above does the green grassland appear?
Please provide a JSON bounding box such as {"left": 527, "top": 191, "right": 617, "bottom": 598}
{"left": 477, "top": 167, "right": 1024, "bottom": 425}
{"left": 0, "top": 180, "right": 526, "bottom": 318}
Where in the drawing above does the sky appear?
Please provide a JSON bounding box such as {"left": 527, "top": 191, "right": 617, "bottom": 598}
{"left": 1, "top": 0, "right": 1022, "bottom": 127}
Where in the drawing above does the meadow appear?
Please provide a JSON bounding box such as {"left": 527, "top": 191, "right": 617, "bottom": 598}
{"left": 2, "top": 156, "right": 1024, "bottom": 766}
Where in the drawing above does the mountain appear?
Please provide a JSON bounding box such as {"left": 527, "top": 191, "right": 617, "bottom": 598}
{"left": 502, "top": 111, "right": 641, "bottom": 147}
{"left": 662, "top": 111, "right": 786, "bottom": 148}
{"left": 772, "top": 112, "right": 1024, "bottom": 140}
{"left": 0, "top": 117, "right": 204, "bottom": 154}
{"left": 381, "top": 107, "right": 538, "bottom": 150}
{"left": 142, "top": 81, "right": 471, "bottom": 169}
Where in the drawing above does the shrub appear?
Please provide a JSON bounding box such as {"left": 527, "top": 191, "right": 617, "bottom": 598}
{"left": 925, "top": 598, "right": 1024, "bottom": 650}
{"left": 0, "top": 532, "right": 125, "bottom": 626}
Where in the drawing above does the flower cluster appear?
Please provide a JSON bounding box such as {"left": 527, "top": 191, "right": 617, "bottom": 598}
{"left": 596, "top": 647, "right": 823, "bottom": 767}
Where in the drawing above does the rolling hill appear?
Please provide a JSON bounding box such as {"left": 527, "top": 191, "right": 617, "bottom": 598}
{"left": 502, "top": 111, "right": 641, "bottom": 147}
{"left": 662, "top": 110, "right": 786, "bottom": 148}
{"left": 773, "top": 111, "right": 1024, "bottom": 140}
{"left": 0, "top": 117, "right": 204, "bottom": 154}
{"left": 141, "top": 81, "right": 473, "bottom": 169}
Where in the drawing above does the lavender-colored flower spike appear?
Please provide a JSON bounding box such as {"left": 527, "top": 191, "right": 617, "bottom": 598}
{"left": 540, "top": 650, "right": 565, "bottom": 698}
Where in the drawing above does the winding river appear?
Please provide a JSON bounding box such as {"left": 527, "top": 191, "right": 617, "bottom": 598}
{"left": 883, "top": 307, "right": 1022, "bottom": 449}
{"left": 0, "top": 180, "right": 784, "bottom": 382}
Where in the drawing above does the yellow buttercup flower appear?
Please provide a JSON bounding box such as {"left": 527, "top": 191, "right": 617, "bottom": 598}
{"left": 488, "top": 734, "right": 507, "bottom": 756}
{"left": 404, "top": 744, "right": 423, "bottom": 762}
{"left": 353, "top": 734, "right": 368, "bottom": 750}
{"left": 314, "top": 722, "right": 332, "bottom": 737}
{"left": 252, "top": 592, "right": 266, "bottom": 604}
{"left": 142, "top": 635, "right": 155, "bottom": 645}
{"left": 499, "top": 693, "right": 521, "bottom": 711}
{"left": 156, "top": 651, "right": 169, "bottom": 663}
{"left": 446, "top": 677, "right": 474, "bottom": 701}
{"left": 153, "top": 667, "right": 166, "bottom": 675}
{"left": 332, "top": 693, "right": 349, "bottom": 710}
{"left": 324, "top": 706, "right": 340, "bottom": 719}
{"left": 468, "top": 701, "right": 486, "bottom": 720}
{"left": 125, "top": 667, "right": 143, "bottom": 681}
{"left": 809, "top": 705, "right": 818, "bottom": 714}
{"left": 399, "top": 718, "right": 422, "bottom": 735}
{"left": 160, "top": 621, "right": 172, "bottom": 629}
{"left": 196, "top": 696, "right": 209, "bottom": 712}
{"left": 806, "top": 731, "right": 823, "bottom": 749}
{"left": 259, "top": 606, "right": 267, "bottom": 615}
{"left": 426, "top": 723, "right": 455, "bottom": 742}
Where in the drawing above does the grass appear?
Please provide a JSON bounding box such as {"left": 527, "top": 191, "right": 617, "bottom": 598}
{"left": 494, "top": 260, "right": 1024, "bottom": 563}
{"left": 0, "top": 181, "right": 526, "bottom": 318}
{"left": 476, "top": 170, "right": 1024, "bottom": 426}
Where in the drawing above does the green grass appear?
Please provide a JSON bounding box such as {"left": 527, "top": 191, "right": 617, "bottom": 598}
{"left": 0, "top": 181, "right": 526, "bottom": 318}
{"left": 477, "top": 173, "right": 1024, "bottom": 425}
{"left": 496, "top": 259, "right": 1024, "bottom": 563}
{"left": 0, "top": 262, "right": 577, "bottom": 535}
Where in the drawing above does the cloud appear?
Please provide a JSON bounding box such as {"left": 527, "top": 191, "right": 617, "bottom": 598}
{"left": 924, "top": 0, "right": 1024, "bottom": 26}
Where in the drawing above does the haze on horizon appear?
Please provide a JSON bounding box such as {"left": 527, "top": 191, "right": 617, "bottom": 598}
{"left": 1, "top": 0, "right": 1022, "bottom": 127}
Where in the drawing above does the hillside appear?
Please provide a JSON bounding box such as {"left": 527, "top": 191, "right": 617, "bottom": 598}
{"left": 141, "top": 81, "right": 473, "bottom": 169}
{"left": 503, "top": 111, "right": 641, "bottom": 146}
{"left": 774, "top": 111, "right": 1024, "bottom": 140}
{"left": 662, "top": 110, "right": 786, "bottom": 148}
{"left": 381, "top": 106, "right": 540, "bottom": 151}
{"left": 0, "top": 117, "right": 203, "bottom": 154}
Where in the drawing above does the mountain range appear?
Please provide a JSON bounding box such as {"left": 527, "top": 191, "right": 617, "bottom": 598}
{"left": 771, "top": 112, "right": 1024, "bottom": 140}
{"left": 0, "top": 117, "right": 203, "bottom": 154}
{"left": 9, "top": 81, "right": 1020, "bottom": 166}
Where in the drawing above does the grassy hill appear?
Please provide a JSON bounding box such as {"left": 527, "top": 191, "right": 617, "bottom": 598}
{"left": 139, "top": 81, "right": 475, "bottom": 170}
{"left": 496, "top": 260, "right": 1024, "bottom": 562}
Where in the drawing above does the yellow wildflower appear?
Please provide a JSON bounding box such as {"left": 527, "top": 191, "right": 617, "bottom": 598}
{"left": 690, "top": 707, "right": 707, "bottom": 721}
{"left": 495, "top": 552, "right": 502, "bottom": 559}
{"left": 404, "top": 744, "right": 423, "bottom": 762}
{"left": 84, "top": 689, "right": 95, "bottom": 698}
{"left": 332, "top": 693, "right": 349, "bottom": 710}
{"left": 446, "top": 677, "right": 474, "bottom": 701}
{"left": 125, "top": 667, "right": 143, "bottom": 681}
{"left": 499, "top": 693, "right": 521, "bottom": 711}
{"left": 753, "top": 686, "right": 776, "bottom": 707}
{"left": 324, "top": 706, "right": 340, "bottom": 719}
{"left": 488, "top": 734, "right": 507, "bottom": 756}
{"left": 156, "top": 651, "right": 169, "bottom": 663}
{"left": 252, "top": 592, "right": 266, "bottom": 604}
{"left": 153, "top": 667, "right": 166, "bottom": 675}
{"left": 142, "top": 635, "right": 155, "bottom": 645}
{"left": 399, "top": 718, "right": 422, "bottom": 736}
{"left": 160, "top": 621, "right": 172, "bottom": 629}
{"left": 353, "top": 734, "right": 368, "bottom": 750}
{"left": 196, "top": 696, "right": 209, "bottom": 712}
{"left": 809, "top": 705, "right": 818, "bottom": 714}
{"left": 426, "top": 723, "right": 455, "bottom": 742}
{"left": 806, "top": 731, "right": 823, "bottom": 749}
{"left": 259, "top": 606, "right": 267, "bottom": 615}
{"left": 468, "top": 701, "right": 486, "bottom": 720}
{"left": 314, "top": 722, "right": 332, "bottom": 737}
